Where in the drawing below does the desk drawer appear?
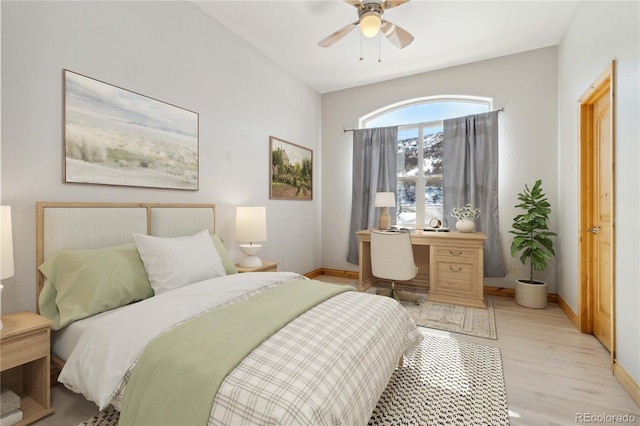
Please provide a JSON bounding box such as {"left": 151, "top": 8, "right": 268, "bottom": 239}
{"left": 0, "top": 328, "right": 49, "bottom": 371}
{"left": 433, "top": 261, "right": 476, "bottom": 293}
{"left": 434, "top": 246, "right": 477, "bottom": 261}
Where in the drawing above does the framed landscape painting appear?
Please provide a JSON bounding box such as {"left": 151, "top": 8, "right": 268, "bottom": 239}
{"left": 270, "top": 136, "right": 313, "bottom": 200}
{"left": 63, "top": 69, "right": 199, "bottom": 190}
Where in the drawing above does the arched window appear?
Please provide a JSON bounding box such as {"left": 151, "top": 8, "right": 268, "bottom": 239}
{"left": 362, "top": 96, "right": 491, "bottom": 228}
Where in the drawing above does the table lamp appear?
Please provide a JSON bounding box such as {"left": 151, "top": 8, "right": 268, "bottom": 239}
{"left": 375, "top": 192, "right": 395, "bottom": 231}
{"left": 235, "top": 206, "right": 267, "bottom": 268}
{"left": 1, "top": 206, "right": 15, "bottom": 329}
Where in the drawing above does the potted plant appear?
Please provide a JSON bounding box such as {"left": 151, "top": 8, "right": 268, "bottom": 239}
{"left": 510, "top": 179, "right": 556, "bottom": 308}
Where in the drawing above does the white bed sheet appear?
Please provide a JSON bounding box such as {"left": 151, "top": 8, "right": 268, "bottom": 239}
{"left": 52, "top": 306, "right": 127, "bottom": 362}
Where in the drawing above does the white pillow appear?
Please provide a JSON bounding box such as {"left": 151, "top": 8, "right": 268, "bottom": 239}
{"left": 133, "top": 230, "right": 226, "bottom": 295}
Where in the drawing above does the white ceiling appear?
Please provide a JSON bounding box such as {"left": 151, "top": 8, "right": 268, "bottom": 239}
{"left": 194, "top": 1, "right": 579, "bottom": 94}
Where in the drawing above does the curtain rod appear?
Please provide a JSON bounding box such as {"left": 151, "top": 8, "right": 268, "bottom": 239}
{"left": 343, "top": 107, "right": 505, "bottom": 133}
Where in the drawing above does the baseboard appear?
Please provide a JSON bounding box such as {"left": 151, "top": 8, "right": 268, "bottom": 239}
{"left": 554, "top": 295, "right": 640, "bottom": 407}
{"left": 316, "top": 268, "right": 359, "bottom": 280}
{"left": 482, "top": 286, "right": 515, "bottom": 298}
{"left": 308, "top": 270, "right": 565, "bottom": 302}
{"left": 304, "top": 268, "right": 324, "bottom": 279}
{"left": 482, "top": 285, "right": 558, "bottom": 304}
{"left": 613, "top": 360, "right": 640, "bottom": 407}
{"left": 305, "top": 268, "right": 359, "bottom": 280}
{"left": 556, "top": 294, "right": 579, "bottom": 329}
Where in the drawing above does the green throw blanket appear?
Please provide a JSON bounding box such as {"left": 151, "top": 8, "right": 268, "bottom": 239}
{"left": 119, "top": 278, "right": 352, "bottom": 426}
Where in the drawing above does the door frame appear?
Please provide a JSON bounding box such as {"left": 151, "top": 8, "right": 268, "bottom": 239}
{"left": 578, "top": 61, "right": 615, "bottom": 365}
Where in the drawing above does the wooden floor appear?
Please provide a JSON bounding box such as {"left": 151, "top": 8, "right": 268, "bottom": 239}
{"left": 35, "top": 274, "right": 639, "bottom": 426}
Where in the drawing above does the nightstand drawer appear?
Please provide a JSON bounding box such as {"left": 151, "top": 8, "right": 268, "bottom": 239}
{"left": 0, "top": 328, "right": 49, "bottom": 371}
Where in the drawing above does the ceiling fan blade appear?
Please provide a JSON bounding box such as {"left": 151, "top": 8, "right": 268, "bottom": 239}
{"left": 344, "top": 0, "right": 363, "bottom": 9}
{"left": 381, "top": 20, "right": 414, "bottom": 48}
{"left": 381, "top": 0, "right": 410, "bottom": 9}
{"left": 318, "top": 21, "right": 359, "bottom": 47}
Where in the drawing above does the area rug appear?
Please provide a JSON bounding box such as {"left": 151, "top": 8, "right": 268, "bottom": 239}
{"left": 80, "top": 405, "right": 118, "bottom": 426}
{"left": 369, "top": 334, "right": 509, "bottom": 425}
{"left": 400, "top": 296, "right": 498, "bottom": 340}
{"left": 81, "top": 335, "right": 509, "bottom": 426}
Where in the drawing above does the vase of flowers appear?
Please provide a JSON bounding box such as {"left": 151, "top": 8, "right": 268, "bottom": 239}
{"left": 452, "top": 203, "right": 480, "bottom": 233}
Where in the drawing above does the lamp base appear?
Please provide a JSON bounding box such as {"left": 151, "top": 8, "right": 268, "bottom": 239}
{"left": 239, "top": 244, "right": 263, "bottom": 268}
{"left": 239, "top": 255, "right": 263, "bottom": 268}
{"left": 378, "top": 207, "right": 391, "bottom": 230}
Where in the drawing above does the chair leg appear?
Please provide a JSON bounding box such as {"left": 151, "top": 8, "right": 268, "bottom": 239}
{"left": 394, "top": 288, "right": 421, "bottom": 306}
{"left": 377, "top": 283, "right": 421, "bottom": 306}
{"left": 390, "top": 282, "right": 400, "bottom": 303}
{"left": 376, "top": 288, "right": 392, "bottom": 297}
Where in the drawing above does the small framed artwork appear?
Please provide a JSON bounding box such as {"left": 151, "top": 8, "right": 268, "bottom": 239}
{"left": 63, "top": 69, "right": 199, "bottom": 190}
{"left": 270, "top": 136, "right": 313, "bottom": 200}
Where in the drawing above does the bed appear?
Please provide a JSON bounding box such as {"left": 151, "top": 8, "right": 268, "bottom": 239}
{"left": 35, "top": 202, "right": 423, "bottom": 425}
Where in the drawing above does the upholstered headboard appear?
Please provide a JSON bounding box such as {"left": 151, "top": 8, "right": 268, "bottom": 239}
{"left": 35, "top": 202, "right": 216, "bottom": 311}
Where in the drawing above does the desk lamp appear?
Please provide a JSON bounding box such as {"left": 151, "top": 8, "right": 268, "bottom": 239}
{"left": 375, "top": 192, "right": 395, "bottom": 231}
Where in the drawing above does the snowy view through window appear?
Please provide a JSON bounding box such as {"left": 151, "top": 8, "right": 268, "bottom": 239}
{"left": 365, "top": 99, "right": 490, "bottom": 227}
{"left": 396, "top": 126, "right": 443, "bottom": 226}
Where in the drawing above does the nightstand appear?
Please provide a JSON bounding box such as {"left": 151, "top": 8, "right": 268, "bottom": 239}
{"left": 235, "top": 260, "right": 278, "bottom": 273}
{"left": 0, "top": 312, "right": 53, "bottom": 425}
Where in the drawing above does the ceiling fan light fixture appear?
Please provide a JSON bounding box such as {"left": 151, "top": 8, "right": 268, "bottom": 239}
{"left": 318, "top": 0, "right": 413, "bottom": 49}
{"left": 360, "top": 11, "right": 381, "bottom": 38}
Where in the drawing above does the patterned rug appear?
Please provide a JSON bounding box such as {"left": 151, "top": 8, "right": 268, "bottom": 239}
{"left": 369, "top": 334, "right": 509, "bottom": 425}
{"left": 400, "top": 296, "right": 498, "bottom": 340}
{"left": 80, "top": 405, "right": 118, "bottom": 425}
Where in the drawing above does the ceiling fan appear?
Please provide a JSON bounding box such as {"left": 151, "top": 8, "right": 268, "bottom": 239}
{"left": 318, "top": 0, "right": 414, "bottom": 49}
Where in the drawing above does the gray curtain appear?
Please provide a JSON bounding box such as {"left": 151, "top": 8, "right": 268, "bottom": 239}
{"left": 443, "top": 111, "right": 505, "bottom": 277}
{"left": 347, "top": 126, "right": 398, "bottom": 264}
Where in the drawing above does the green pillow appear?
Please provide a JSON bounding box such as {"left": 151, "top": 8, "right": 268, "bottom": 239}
{"left": 211, "top": 234, "right": 238, "bottom": 275}
{"left": 38, "top": 243, "right": 154, "bottom": 330}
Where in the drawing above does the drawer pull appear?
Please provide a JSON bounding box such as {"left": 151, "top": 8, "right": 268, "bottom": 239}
{"left": 449, "top": 266, "right": 463, "bottom": 272}
{"left": 449, "top": 251, "right": 463, "bottom": 256}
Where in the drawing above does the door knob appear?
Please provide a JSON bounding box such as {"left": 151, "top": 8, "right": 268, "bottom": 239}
{"left": 586, "top": 226, "right": 598, "bottom": 234}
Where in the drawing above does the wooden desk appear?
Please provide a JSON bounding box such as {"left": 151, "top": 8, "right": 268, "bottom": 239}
{"left": 357, "top": 229, "right": 487, "bottom": 309}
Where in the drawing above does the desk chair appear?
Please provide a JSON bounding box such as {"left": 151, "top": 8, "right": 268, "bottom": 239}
{"left": 370, "top": 230, "right": 421, "bottom": 305}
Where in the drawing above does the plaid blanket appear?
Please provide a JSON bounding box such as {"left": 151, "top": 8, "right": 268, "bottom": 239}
{"left": 107, "top": 279, "right": 422, "bottom": 425}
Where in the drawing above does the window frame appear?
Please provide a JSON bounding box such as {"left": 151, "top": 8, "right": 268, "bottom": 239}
{"left": 361, "top": 96, "right": 492, "bottom": 228}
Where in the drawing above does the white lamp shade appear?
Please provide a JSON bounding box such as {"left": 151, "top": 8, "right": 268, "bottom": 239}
{"left": 360, "top": 11, "right": 381, "bottom": 38}
{"left": 375, "top": 192, "right": 396, "bottom": 208}
{"left": 235, "top": 206, "right": 267, "bottom": 243}
{"left": 1, "top": 206, "right": 14, "bottom": 280}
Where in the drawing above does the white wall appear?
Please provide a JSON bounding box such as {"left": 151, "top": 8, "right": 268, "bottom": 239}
{"left": 0, "top": 1, "right": 322, "bottom": 314}
{"left": 557, "top": 1, "right": 640, "bottom": 383}
{"left": 321, "top": 47, "right": 559, "bottom": 291}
